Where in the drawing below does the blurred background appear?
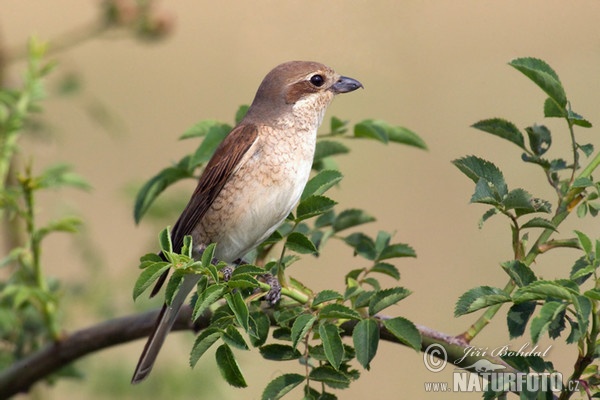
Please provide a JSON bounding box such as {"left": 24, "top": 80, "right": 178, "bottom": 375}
{"left": 2, "top": 1, "right": 600, "bottom": 398}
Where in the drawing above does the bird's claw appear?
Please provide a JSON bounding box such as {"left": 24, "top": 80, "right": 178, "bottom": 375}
{"left": 220, "top": 265, "right": 233, "bottom": 281}
{"left": 263, "top": 273, "right": 282, "bottom": 305}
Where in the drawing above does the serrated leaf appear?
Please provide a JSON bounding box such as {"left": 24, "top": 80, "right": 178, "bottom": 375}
{"left": 190, "top": 327, "right": 222, "bottom": 367}
{"left": 452, "top": 155, "right": 508, "bottom": 198}
{"left": 227, "top": 275, "right": 259, "bottom": 289}
{"left": 501, "top": 260, "right": 537, "bottom": 287}
{"left": 313, "top": 290, "right": 344, "bottom": 306}
{"left": 378, "top": 243, "right": 416, "bottom": 260}
{"left": 249, "top": 312, "right": 270, "bottom": 347}
{"left": 133, "top": 262, "right": 170, "bottom": 300}
{"left": 521, "top": 217, "right": 557, "bottom": 231}
{"left": 368, "top": 287, "right": 411, "bottom": 316}
{"left": 291, "top": 314, "right": 317, "bottom": 348}
{"left": 332, "top": 209, "right": 375, "bottom": 232}
{"left": 222, "top": 325, "right": 249, "bottom": 350}
{"left": 455, "top": 286, "right": 511, "bottom": 316}
{"left": 318, "top": 323, "right": 344, "bottom": 370}
{"left": 343, "top": 232, "right": 376, "bottom": 260}
{"left": 568, "top": 109, "right": 593, "bottom": 128}
{"left": 370, "top": 262, "right": 400, "bottom": 280}
{"left": 225, "top": 291, "right": 249, "bottom": 331}
{"left": 192, "top": 283, "right": 227, "bottom": 321}
{"left": 509, "top": 57, "right": 567, "bottom": 108}
{"left": 261, "top": 374, "right": 304, "bottom": 400}
{"left": 314, "top": 140, "right": 350, "bottom": 162}
{"left": 525, "top": 124, "right": 552, "bottom": 156}
{"left": 309, "top": 366, "right": 351, "bottom": 389}
{"left": 285, "top": 232, "right": 318, "bottom": 254}
{"left": 319, "top": 303, "right": 361, "bottom": 320}
{"left": 472, "top": 118, "right": 525, "bottom": 150}
{"left": 478, "top": 208, "right": 499, "bottom": 229}
{"left": 296, "top": 195, "right": 337, "bottom": 221}
{"left": 574, "top": 230, "right": 593, "bottom": 255}
{"left": 201, "top": 243, "right": 217, "bottom": 268}
{"left": 158, "top": 227, "right": 173, "bottom": 254}
{"left": 134, "top": 157, "right": 193, "bottom": 224}
{"left": 513, "top": 280, "right": 578, "bottom": 303}
{"left": 584, "top": 288, "right": 600, "bottom": 301}
{"left": 231, "top": 264, "right": 265, "bottom": 277}
{"left": 353, "top": 319, "right": 379, "bottom": 370}
{"left": 301, "top": 170, "right": 343, "bottom": 201}
{"left": 544, "top": 97, "right": 566, "bottom": 118}
{"left": 530, "top": 301, "right": 566, "bottom": 344}
{"left": 259, "top": 344, "right": 301, "bottom": 361}
{"left": 507, "top": 302, "right": 536, "bottom": 339}
{"left": 382, "top": 317, "right": 421, "bottom": 351}
{"left": 164, "top": 269, "right": 187, "bottom": 305}
{"left": 471, "top": 178, "right": 501, "bottom": 205}
{"left": 215, "top": 343, "right": 247, "bottom": 388}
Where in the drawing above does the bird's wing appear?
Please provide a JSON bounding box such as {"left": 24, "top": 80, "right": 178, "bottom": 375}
{"left": 149, "top": 123, "right": 259, "bottom": 297}
{"left": 132, "top": 124, "right": 259, "bottom": 383}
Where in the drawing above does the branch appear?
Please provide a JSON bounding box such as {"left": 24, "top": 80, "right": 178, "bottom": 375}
{"left": 0, "top": 307, "right": 554, "bottom": 399}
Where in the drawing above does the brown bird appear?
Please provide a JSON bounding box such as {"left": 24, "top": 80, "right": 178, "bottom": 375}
{"left": 131, "top": 61, "right": 362, "bottom": 383}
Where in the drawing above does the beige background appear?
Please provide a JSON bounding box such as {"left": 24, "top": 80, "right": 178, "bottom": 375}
{"left": 2, "top": 1, "right": 600, "bottom": 399}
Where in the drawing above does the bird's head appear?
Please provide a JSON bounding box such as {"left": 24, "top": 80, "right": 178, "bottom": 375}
{"left": 244, "top": 61, "right": 362, "bottom": 126}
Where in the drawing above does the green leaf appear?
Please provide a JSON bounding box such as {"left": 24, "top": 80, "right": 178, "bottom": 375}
{"left": 568, "top": 109, "right": 593, "bottom": 128}
{"left": 370, "top": 262, "right": 400, "bottom": 280}
{"left": 354, "top": 119, "right": 388, "bottom": 143}
{"left": 249, "top": 311, "right": 270, "bottom": 347}
{"left": 313, "top": 290, "right": 344, "bottom": 306}
{"left": 471, "top": 118, "right": 525, "bottom": 150}
{"left": 222, "top": 325, "right": 249, "bottom": 350}
{"left": 37, "top": 163, "right": 92, "bottom": 190}
{"left": 235, "top": 105, "right": 249, "bottom": 124}
{"left": 503, "top": 188, "right": 534, "bottom": 211}
{"left": 378, "top": 243, "right": 416, "bottom": 260}
{"left": 181, "top": 235, "right": 193, "bottom": 258}
{"left": 478, "top": 208, "right": 499, "bottom": 228}
{"left": 164, "top": 269, "right": 187, "bottom": 306}
{"left": 314, "top": 140, "right": 350, "bottom": 162}
{"left": 215, "top": 343, "right": 247, "bottom": 388}
{"left": 387, "top": 125, "right": 428, "bottom": 150}
{"left": 453, "top": 155, "right": 507, "bottom": 198}
{"left": 530, "top": 302, "right": 566, "bottom": 344}
{"left": 309, "top": 366, "right": 351, "bottom": 389}
{"left": 507, "top": 302, "right": 536, "bottom": 339}
{"left": 318, "top": 323, "right": 344, "bottom": 370}
{"left": 34, "top": 216, "right": 82, "bottom": 241}
{"left": 343, "top": 232, "right": 376, "bottom": 260}
{"left": 330, "top": 116, "right": 348, "bottom": 134}
{"left": 521, "top": 217, "right": 557, "bottom": 231}
{"left": 455, "top": 286, "right": 511, "bottom": 316}
{"left": 231, "top": 264, "right": 266, "bottom": 277}
{"left": 319, "top": 303, "right": 361, "bottom": 320}
{"left": 301, "top": 170, "right": 343, "bottom": 201}
{"left": 525, "top": 125, "right": 552, "bottom": 156}
{"left": 201, "top": 243, "right": 216, "bottom": 268}
{"left": 261, "top": 374, "right": 304, "bottom": 400}
{"left": 368, "top": 287, "right": 411, "bottom": 316}
{"left": 192, "top": 283, "right": 227, "bottom": 321}
{"left": 259, "top": 344, "right": 301, "bottom": 361}
{"left": 227, "top": 275, "right": 259, "bottom": 289}
{"left": 225, "top": 291, "right": 249, "bottom": 331}
{"left": 513, "top": 280, "right": 577, "bottom": 303}
{"left": 471, "top": 178, "right": 501, "bottom": 205}
{"left": 291, "top": 314, "right": 317, "bottom": 348}
{"left": 132, "top": 262, "right": 170, "bottom": 300}
{"left": 382, "top": 317, "right": 421, "bottom": 351}
{"left": 285, "top": 232, "right": 318, "bottom": 254}
{"left": 296, "top": 195, "right": 337, "bottom": 221}
{"left": 353, "top": 319, "right": 379, "bottom": 370}
{"left": 544, "top": 97, "right": 567, "bottom": 118}
{"left": 584, "top": 289, "right": 600, "bottom": 301}
{"left": 501, "top": 260, "right": 537, "bottom": 287}
{"left": 574, "top": 230, "right": 593, "bottom": 255}
{"left": 190, "top": 327, "right": 222, "bottom": 367}
{"left": 159, "top": 227, "right": 173, "bottom": 254}
{"left": 179, "top": 120, "right": 231, "bottom": 140}
{"left": 509, "top": 57, "right": 567, "bottom": 108}
{"left": 332, "top": 209, "right": 375, "bottom": 232}
{"left": 134, "top": 156, "right": 193, "bottom": 224}
{"left": 188, "top": 124, "right": 231, "bottom": 168}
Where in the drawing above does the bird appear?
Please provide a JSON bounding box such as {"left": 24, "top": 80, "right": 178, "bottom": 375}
{"left": 131, "top": 61, "right": 363, "bottom": 383}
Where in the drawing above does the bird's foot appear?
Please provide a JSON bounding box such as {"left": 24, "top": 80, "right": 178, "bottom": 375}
{"left": 262, "top": 273, "right": 282, "bottom": 305}
{"left": 220, "top": 265, "right": 233, "bottom": 282}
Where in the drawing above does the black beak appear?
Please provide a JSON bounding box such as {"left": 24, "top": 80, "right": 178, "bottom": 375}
{"left": 331, "top": 76, "right": 363, "bottom": 94}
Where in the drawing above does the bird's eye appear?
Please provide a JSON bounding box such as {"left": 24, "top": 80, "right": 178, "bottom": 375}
{"left": 310, "top": 74, "right": 325, "bottom": 87}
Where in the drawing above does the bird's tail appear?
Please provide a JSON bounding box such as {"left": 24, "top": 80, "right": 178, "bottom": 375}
{"left": 131, "top": 274, "right": 200, "bottom": 383}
